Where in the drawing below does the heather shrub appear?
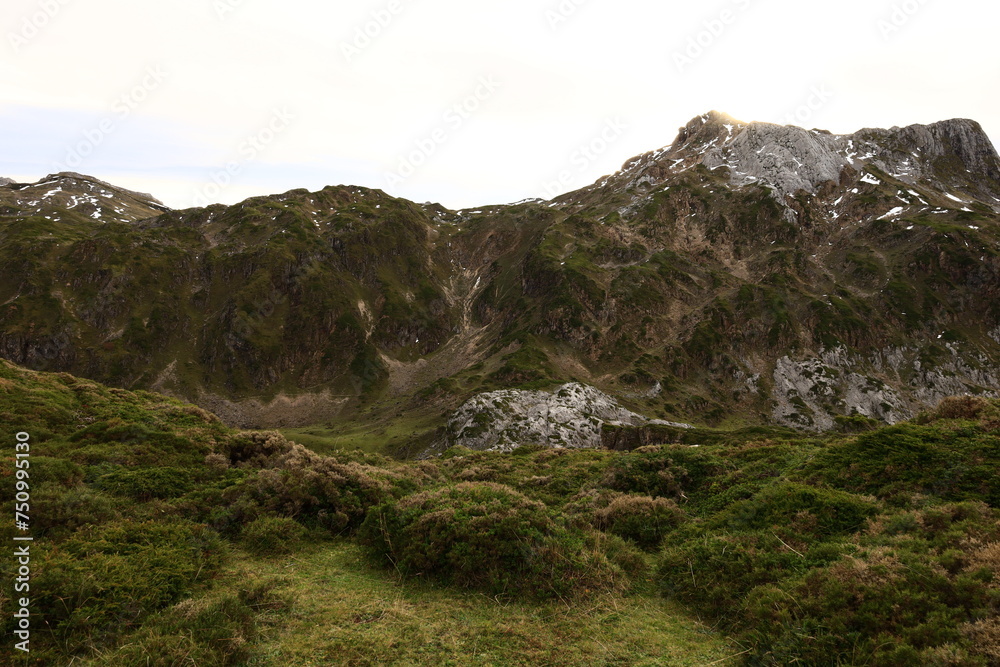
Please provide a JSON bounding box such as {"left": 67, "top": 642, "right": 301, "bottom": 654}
{"left": 94, "top": 466, "right": 195, "bottom": 500}
{"left": 715, "top": 482, "right": 877, "bottom": 539}
{"left": 810, "top": 424, "right": 1000, "bottom": 505}
{"left": 25, "top": 455, "right": 84, "bottom": 486}
{"left": 934, "top": 395, "right": 990, "bottom": 421}
{"left": 591, "top": 493, "right": 685, "bottom": 549}
{"left": 241, "top": 516, "right": 307, "bottom": 556}
{"left": 64, "top": 419, "right": 209, "bottom": 467}
{"left": 30, "top": 483, "right": 121, "bottom": 537}
{"left": 562, "top": 487, "right": 626, "bottom": 526}
{"left": 23, "top": 520, "right": 225, "bottom": 646}
{"left": 599, "top": 445, "right": 728, "bottom": 500}
{"left": 701, "top": 503, "right": 1000, "bottom": 665}
{"left": 97, "top": 578, "right": 292, "bottom": 666}
{"left": 658, "top": 529, "right": 849, "bottom": 621}
{"left": 214, "top": 439, "right": 401, "bottom": 533}
{"left": 217, "top": 430, "right": 296, "bottom": 468}
{"left": 359, "top": 482, "right": 626, "bottom": 598}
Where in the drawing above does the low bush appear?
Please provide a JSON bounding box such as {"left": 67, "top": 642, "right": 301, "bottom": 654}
{"left": 359, "top": 482, "right": 626, "bottom": 599}
{"left": 30, "top": 483, "right": 122, "bottom": 537}
{"left": 934, "top": 395, "right": 991, "bottom": 421}
{"left": 222, "top": 451, "right": 395, "bottom": 532}
{"left": 810, "top": 423, "right": 1000, "bottom": 504}
{"left": 658, "top": 529, "right": 850, "bottom": 622}
{"left": 740, "top": 503, "right": 1000, "bottom": 665}
{"left": 21, "top": 519, "right": 225, "bottom": 649}
{"left": 94, "top": 466, "right": 195, "bottom": 500}
{"left": 241, "top": 516, "right": 307, "bottom": 556}
{"left": 565, "top": 490, "right": 685, "bottom": 549}
{"left": 595, "top": 494, "right": 685, "bottom": 549}
{"left": 714, "top": 482, "right": 877, "bottom": 539}
{"left": 599, "top": 445, "right": 728, "bottom": 500}
{"left": 95, "top": 578, "right": 293, "bottom": 666}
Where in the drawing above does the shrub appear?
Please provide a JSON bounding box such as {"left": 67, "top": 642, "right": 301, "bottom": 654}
{"left": 599, "top": 445, "right": 728, "bottom": 500}
{"left": 715, "top": 482, "right": 877, "bottom": 539}
{"left": 811, "top": 423, "right": 1000, "bottom": 504}
{"left": 241, "top": 516, "right": 307, "bottom": 556}
{"left": 224, "top": 453, "right": 393, "bottom": 532}
{"left": 24, "top": 520, "right": 225, "bottom": 645}
{"left": 25, "top": 455, "right": 84, "bottom": 486}
{"left": 658, "top": 529, "right": 841, "bottom": 622}
{"left": 359, "top": 482, "right": 625, "bottom": 598}
{"left": 728, "top": 503, "right": 1000, "bottom": 665}
{"left": 96, "top": 578, "right": 293, "bottom": 666}
{"left": 30, "top": 483, "right": 121, "bottom": 537}
{"left": 217, "top": 430, "right": 295, "bottom": 468}
{"left": 215, "top": 440, "right": 400, "bottom": 533}
{"left": 593, "top": 494, "right": 685, "bottom": 549}
{"left": 834, "top": 413, "right": 881, "bottom": 433}
{"left": 94, "top": 466, "right": 194, "bottom": 500}
{"left": 935, "top": 395, "right": 990, "bottom": 421}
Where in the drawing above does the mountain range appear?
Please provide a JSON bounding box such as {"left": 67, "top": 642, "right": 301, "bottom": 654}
{"left": 2, "top": 111, "right": 999, "bottom": 443}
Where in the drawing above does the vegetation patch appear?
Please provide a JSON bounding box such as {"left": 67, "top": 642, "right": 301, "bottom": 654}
{"left": 359, "top": 481, "right": 627, "bottom": 599}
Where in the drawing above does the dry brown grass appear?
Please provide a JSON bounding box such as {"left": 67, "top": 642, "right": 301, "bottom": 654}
{"left": 961, "top": 617, "right": 1000, "bottom": 660}
{"left": 935, "top": 395, "right": 990, "bottom": 421}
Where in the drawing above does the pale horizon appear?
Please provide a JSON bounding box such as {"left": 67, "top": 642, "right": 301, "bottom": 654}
{"left": 3, "top": 0, "right": 998, "bottom": 211}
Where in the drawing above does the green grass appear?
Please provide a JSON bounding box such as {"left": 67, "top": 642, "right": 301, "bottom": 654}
{"left": 242, "top": 541, "right": 738, "bottom": 666}
{"left": 280, "top": 408, "right": 442, "bottom": 457}
{"left": 5, "top": 361, "right": 1000, "bottom": 665}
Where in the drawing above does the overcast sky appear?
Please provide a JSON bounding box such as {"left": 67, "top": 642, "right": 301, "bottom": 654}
{"left": 2, "top": 0, "right": 998, "bottom": 210}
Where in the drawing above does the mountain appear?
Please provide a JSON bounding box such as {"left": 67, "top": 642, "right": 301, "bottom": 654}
{"left": 1, "top": 113, "right": 999, "bottom": 435}
{"left": 0, "top": 171, "right": 169, "bottom": 222}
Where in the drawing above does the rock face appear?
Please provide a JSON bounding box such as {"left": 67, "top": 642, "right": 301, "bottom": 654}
{"left": 606, "top": 110, "right": 1000, "bottom": 209}
{"left": 0, "top": 177, "right": 13, "bottom": 186}
{"left": 445, "top": 382, "right": 692, "bottom": 452}
{"left": 771, "top": 346, "right": 1000, "bottom": 431}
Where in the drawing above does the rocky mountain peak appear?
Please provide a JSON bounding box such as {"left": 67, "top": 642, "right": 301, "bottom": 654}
{"left": 0, "top": 172, "right": 171, "bottom": 225}
{"left": 670, "top": 110, "right": 748, "bottom": 150}
{"left": 43, "top": 172, "right": 171, "bottom": 210}
{"left": 599, "top": 112, "right": 1000, "bottom": 216}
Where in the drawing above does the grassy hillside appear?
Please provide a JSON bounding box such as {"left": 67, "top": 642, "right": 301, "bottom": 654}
{"left": 3, "top": 359, "right": 1000, "bottom": 664}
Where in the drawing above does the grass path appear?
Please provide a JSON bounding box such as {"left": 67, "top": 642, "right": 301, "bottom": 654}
{"left": 242, "top": 541, "right": 739, "bottom": 666}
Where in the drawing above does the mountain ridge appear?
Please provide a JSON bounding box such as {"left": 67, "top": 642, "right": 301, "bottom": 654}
{"left": 1, "top": 111, "right": 998, "bottom": 437}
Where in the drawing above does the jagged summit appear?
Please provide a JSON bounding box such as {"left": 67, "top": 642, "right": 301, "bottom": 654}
{"left": 577, "top": 111, "right": 1000, "bottom": 223}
